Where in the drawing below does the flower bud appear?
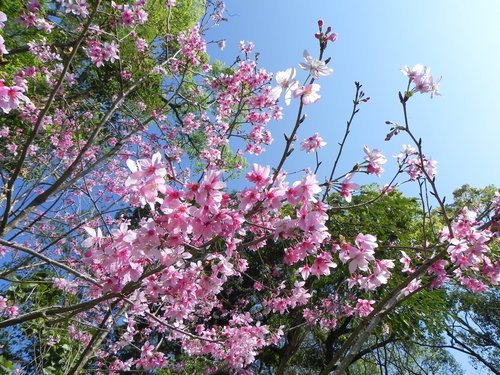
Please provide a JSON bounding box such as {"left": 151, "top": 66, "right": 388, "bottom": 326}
{"left": 317, "top": 19, "right": 324, "bottom": 28}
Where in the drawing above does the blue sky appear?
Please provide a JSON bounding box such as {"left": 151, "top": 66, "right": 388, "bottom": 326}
{"left": 207, "top": 0, "right": 500, "bottom": 202}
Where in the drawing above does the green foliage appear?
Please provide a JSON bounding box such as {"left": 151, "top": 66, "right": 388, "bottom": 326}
{"left": 450, "top": 184, "right": 497, "bottom": 217}
{"left": 445, "top": 287, "right": 500, "bottom": 373}
{"left": 327, "top": 185, "right": 422, "bottom": 245}
{"left": 1, "top": 270, "right": 85, "bottom": 374}
{"left": 0, "top": 356, "right": 15, "bottom": 373}
{"left": 246, "top": 186, "right": 467, "bottom": 374}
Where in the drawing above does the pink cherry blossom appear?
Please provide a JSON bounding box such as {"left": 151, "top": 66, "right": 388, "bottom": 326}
{"left": 299, "top": 50, "right": 333, "bottom": 78}
{"left": 402, "top": 278, "right": 422, "bottom": 296}
{"left": 401, "top": 64, "right": 426, "bottom": 80}
{"left": 363, "top": 146, "right": 387, "bottom": 177}
{"left": 400, "top": 251, "right": 415, "bottom": 273}
{"left": 82, "top": 226, "right": 103, "bottom": 248}
{"left": 355, "top": 233, "right": 378, "bottom": 252}
{"left": 63, "top": 0, "right": 90, "bottom": 17}
{"left": 0, "top": 35, "right": 8, "bottom": 55}
{"left": 125, "top": 152, "right": 167, "bottom": 187}
{"left": 402, "top": 64, "right": 441, "bottom": 98}
{"left": 369, "top": 259, "right": 394, "bottom": 288}
{"left": 339, "top": 234, "right": 378, "bottom": 273}
{"left": 310, "top": 251, "right": 337, "bottom": 277}
{"left": 293, "top": 83, "right": 321, "bottom": 105}
{"left": 0, "top": 296, "right": 7, "bottom": 310}
{"left": 355, "top": 299, "right": 375, "bottom": 317}
{"left": 102, "top": 41, "right": 120, "bottom": 63}
{"left": 246, "top": 164, "right": 270, "bottom": 187}
{"left": 196, "top": 169, "right": 225, "bottom": 209}
{"left": 298, "top": 264, "right": 311, "bottom": 280}
{"left": 339, "top": 173, "right": 359, "bottom": 203}
{"left": 0, "top": 11, "right": 6, "bottom": 29}
{"left": 5, "top": 305, "right": 19, "bottom": 317}
{"left": 301, "top": 133, "right": 326, "bottom": 153}
{"left": 0, "top": 81, "right": 32, "bottom": 114}
{"left": 239, "top": 40, "right": 255, "bottom": 54}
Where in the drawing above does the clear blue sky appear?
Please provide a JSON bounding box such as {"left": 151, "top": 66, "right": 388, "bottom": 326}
{"left": 207, "top": 0, "right": 500, "bottom": 202}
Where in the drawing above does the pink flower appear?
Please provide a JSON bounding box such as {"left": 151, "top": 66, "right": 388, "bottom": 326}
{"left": 380, "top": 184, "right": 395, "bottom": 195}
{"left": 355, "top": 233, "right": 378, "bottom": 252}
{"left": 253, "top": 281, "right": 264, "bottom": 291}
{"left": 371, "top": 259, "right": 394, "bottom": 286}
{"left": 196, "top": 169, "right": 225, "bottom": 208}
{"left": 402, "top": 64, "right": 441, "bottom": 98}
{"left": 294, "top": 84, "right": 321, "bottom": 105}
{"left": 355, "top": 299, "right": 375, "bottom": 317}
{"left": 301, "top": 133, "right": 326, "bottom": 153}
{"left": 310, "top": 251, "right": 337, "bottom": 277}
{"left": 246, "top": 164, "right": 270, "bottom": 187}
{"left": 0, "top": 82, "right": 31, "bottom": 114}
{"left": 5, "top": 305, "right": 19, "bottom": 317}
{"left": 102, "top": 41, "right": 120, "bottom": 63}
{"left": 239, "top": 40, "right": 255, "bottom": 54}
{"left": 6, "top": 143, "right": 17, "bottom": 156}
{"left": 460, "top": 277, "right": 487, "bottom": 292}
{"left": 82, "top": 226, "right": 103, "bottom": 248}
{"left": 0, "top": 35, "right": 8, "bottom": 55}
{"left": 363, "top": 146, "right": 387, "bottom": 177}
{"left": 0, "top": 296, "right": 7, "bottom": 310}
{"left": 64, "top": 0, "right": 89, "bottom": 17}
{"left": 291, "top": 173, "right": 322, "bottom": 203}
{"left": 401, "top": 64, "right": 425, "bottom": 80}
{"left": 339, "top": 234, "right": 378, "bottom": 273}
{"left": 298, "top": 264, "right": 311, "bottom": 280}
{"left": 135, "top": 37, "right": 148, "bottom": 52}
{"left": 402, "top": 278, "right": 422, "bottom": 296}
{"left": 400, "top": 251, "right": 415, "bottom": 273}
{"left": 125, "top": 152, "right": 167, "bottom": 187}
{"left": 0, "top": 11, "right": 6, "bottom": 29}
{"left": 299, "top": 50, "right": 333, "bottom": 78}
{"left": 27, "top": 0, "right": 41, "bottom": 12}
{"left": 340, "top": 173, "right": 359, "bottom": 203}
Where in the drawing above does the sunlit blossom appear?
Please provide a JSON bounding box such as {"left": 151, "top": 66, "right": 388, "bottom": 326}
{"left": 301, "top": 133, "right": 326, "bottom": 153}
{"left": 271, "top": 68, "right": 299, "bottom": 105}
{"left": 299, "top": 50, "right": 333, "bottom": 78}
{"left": 294, "top": 83, "right": 321, "bottom": 105}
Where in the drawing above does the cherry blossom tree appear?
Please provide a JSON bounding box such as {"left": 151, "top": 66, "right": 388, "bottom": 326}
{"left": 0, "top": 2, "right": 498, "bottom": 374}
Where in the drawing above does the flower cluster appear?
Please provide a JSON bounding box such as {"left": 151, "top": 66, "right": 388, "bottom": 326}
{"left": 301, "top": 133, "right": 327, "bottom": 153}
{"left": 441, "top": 207, "right": 497, "bottom": 289}
{"left": 271, "top": 49, "right": 333, "bottom": 106}
{"left": 0, "top": 296, "right": 19, "bottom": 318}
{"left": 402, "top": 64, "right": 441, "bottom": 98}
{"left": 177, "top": 24, "right": 206, "bottom": 67}
{"left": 363, "top": 146, "right": 387, "bottom": 177}
{"left": 85, "top": 39, "right": 120, "bottom": 67}
{"left": 395, "top": 144, "right": 437, "bottom": 180}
